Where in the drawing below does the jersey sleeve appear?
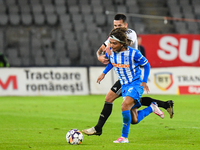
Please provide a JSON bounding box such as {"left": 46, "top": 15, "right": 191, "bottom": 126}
{"left": 103, "top": 63, "right": 113, "bottom": 74}
{"left": 126, "top": 29, "right": 138, "bottom": 49}
{"left": 104, "top": 37, "right": 110, "bottom": 47}
{"left": 134, "top": 50, "right": 148, "bottom": 66}
{"left": 142, "top": 62, "right": 150, "bottom": 83}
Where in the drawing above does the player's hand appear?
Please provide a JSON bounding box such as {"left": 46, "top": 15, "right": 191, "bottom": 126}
{"left": 97, "top": 73, "right": 105, "bottom": 84}
{"left": 98, "top": 55, "right": 109, "bottom": 64}
{"left": 104, "top": 46, "right": 111, "bottom": 55}
{"left": 141, "top": 82, "right": 150, "bottom": 93}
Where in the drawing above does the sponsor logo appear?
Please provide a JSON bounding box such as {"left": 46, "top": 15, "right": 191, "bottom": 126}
{"left": 112, "top": 63, "right": 130, "bottom": 68}
{"left": 154, "top": 72, "right": 173, "bottom": 91}
{"left": 178, "top": 86, "right": 200, "bottom": 94}
{"left": 113, "top": 87, "right": 117, "bottom": 91}
{"left": 0, "top": 75, "right": 18, "bottom": 90}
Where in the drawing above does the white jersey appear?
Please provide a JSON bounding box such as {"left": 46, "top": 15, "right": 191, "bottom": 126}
{"left": 104, "top": 28, "right": 138, "bottom": 49}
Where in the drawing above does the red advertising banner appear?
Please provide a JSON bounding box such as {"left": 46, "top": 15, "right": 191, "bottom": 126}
{"left": 139, "top": 34, "right": 200, "bottom": 68}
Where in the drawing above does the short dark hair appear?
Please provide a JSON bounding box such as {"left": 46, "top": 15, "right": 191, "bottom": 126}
{"left": 114, "top": 14, "right": 127, "bottom": 23}
{"left": 109, "top": 28, "right": 128, "bottom": 49}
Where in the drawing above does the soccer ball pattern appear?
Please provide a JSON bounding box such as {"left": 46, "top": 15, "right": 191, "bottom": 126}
{"left": 66, "top": 129, "right": 83, "bottom": 145}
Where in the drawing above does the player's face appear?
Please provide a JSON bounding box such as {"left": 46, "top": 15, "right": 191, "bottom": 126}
{"left": 110, "top": 39, "right": 123, "bottom": 52}
{"left": 113, "top": 20, "right": 128, "bottom": 29}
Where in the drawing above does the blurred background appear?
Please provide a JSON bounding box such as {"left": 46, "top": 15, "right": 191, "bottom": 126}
{"left": 0, "top": 0, "right": 200, "bottom": 67}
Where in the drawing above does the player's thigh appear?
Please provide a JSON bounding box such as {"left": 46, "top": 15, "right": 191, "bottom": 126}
{"left": 121, "top": 96, "right": 135, "bottom": 111}
{"left": 105, "top": 80, "right": 122, "bottom": 103}
{"left": 105, "top": 90, "right": 119, "bottom": 103}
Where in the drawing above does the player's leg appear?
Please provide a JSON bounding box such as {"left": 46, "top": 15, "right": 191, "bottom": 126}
{"left": 114, "top": 96, "right": 134, "bottom": 143}
{"left": 82, "top": 80, "right": 122, "bottom": 136}
{"left": 140, "top": 97, "right": 174, "bottom": 118}
{"left": 94, "top": 90, "right": 118, "bottom": 133}
{"left": 130, "top": 101, "right": 164, "bottom": 125}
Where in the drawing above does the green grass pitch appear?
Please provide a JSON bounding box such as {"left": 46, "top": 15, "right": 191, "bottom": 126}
{"left": 0, "top": 95, "right": 200, "bottom": 150}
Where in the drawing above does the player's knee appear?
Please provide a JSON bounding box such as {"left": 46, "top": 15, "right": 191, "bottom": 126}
{"left": 131, "top": 120, "right": 137, "bottom": 124}
{"left": 105, "top": 96, "right": 114, "bottom": 103}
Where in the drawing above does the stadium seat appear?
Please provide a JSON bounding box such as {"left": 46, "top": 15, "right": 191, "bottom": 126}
{"left": 9, "top": 14, "right": 21, "bottom": 25}
{"left": 0, "top": 14, "right": 9, "bottom": 25}
{"left": 71, "top": 14, "right": 83, "bottom": 23}
{"left": 8, "top": 5, "right": 20, "bottom": 14}
{"left": 66, "top": 0, "right": 78, "bottom": 6}
{"left": 94, "top": 13, "right": 107, "bottom": 26}
{"left": 9, "top": 57, "right": 22, "bottom": 66}
{"left": 78, "top": 0, "right": 89, "bottom": 5}
{"left": 92, "top": 5, "right": 104, "bottom": 14}
{"left": 114, "top": 0, "right": 124, "bottom": 5}
{"left": 33, "top": 56, "right": 46, "bottom": 66}
{"left": 5, "top": 0, "right": 16, "bottom": 5}
{"left": 83, "top": 14, "right": 94, "bottom": 23}
{"left": 0, "top": 4, "right": 7, "bottom": 14}
{"left": 58, "top": 57, "right": 71, "bottom": 65}
{"left": 55, "top": 5, "right": 66, "bottom": 15}
{"left": 43, "top": 4, "right": 55, "bottom": 14}
{"left": 33, "top": 13, "right": 45, "bottom": 25}
{"left": 21, "top": 13, "right": 33, "bottom": 25}
{"left": 18, "top": 0, "right": 29, "bottom": 5}
{"left": 19, "top": 47, "right": 30, "bottom": 57}
{"left": 41, "top": 0, "right": 53, "bottom": 4}
{"left": 80, "top": 55, "right": 95, "bottom": 66}
{"left": 31, "top": 4, "right": 43, "bottom": 14}
{"left": 21, "top": 57, "right": 31, "bottom": 66}
{"left": 54, "top": 0, "right": 65, "bottom": 5}
{"left": 116, "top": 5, "right": 127, "bottom": 13}
{"left": 187, "top": 22, "right": 199, "bottom": 33}
{"left": 46, "top": 13, "right": 58, "bottom": 25}
{"left": 125, "top": 0, "right": 137, "bottom": 5}
{"left": 43, "top": 48, "right": 55, "bottom": 58}
{"left": 91, "top": 0, "right": 101, "bottom": 5}
{"left": 68, "top": 5, "right": 80, "bottom": 14}
{"left": 29, "top": 0, "right": 41, "bottom": 5}
{"left": 174, "top": 22, "right": 188, "bottom": 34}
{"left": 80, "top": 5, "right": 92, "bottom": 14}
{"left": 20, "top": 5, "right": 31, "bottom": 13}
{"left": 46, "top": 56, "right": 58, "bottom": 66}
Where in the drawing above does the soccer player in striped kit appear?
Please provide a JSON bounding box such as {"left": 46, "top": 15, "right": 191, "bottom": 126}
{"left": 97, "top": 27, "right": 164, "bottom": 143}
{"left": 82, "top": 14, "right": 174, "bottom": 137}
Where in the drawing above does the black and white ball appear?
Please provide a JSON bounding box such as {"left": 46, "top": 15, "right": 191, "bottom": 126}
{"left": 66, "top": 129, "right": 83, "bottom": 145}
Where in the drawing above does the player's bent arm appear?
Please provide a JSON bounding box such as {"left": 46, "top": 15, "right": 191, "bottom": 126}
{"left": 96, "top": 44, "right": 105, "bottom": 58}
{"left": 96, "top": 44, "right": 110, "bottom": 64}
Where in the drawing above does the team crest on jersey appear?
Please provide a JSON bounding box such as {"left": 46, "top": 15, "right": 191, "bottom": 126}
{"left": 154, "top": 72, "right": 173, "bottom": 91}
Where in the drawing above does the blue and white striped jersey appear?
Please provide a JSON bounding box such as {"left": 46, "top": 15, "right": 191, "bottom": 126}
{"left": 105, "top": 46, "right": 148, "bottom": 85}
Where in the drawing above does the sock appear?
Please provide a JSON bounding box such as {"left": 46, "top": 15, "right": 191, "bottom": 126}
{"left": 94, "top": 102, "right": 113, "bottom": 132}
{"left": 121, "top": 110, "right": 131, "bottom": 138}
{"left": 140, "top": 97, "right": 168, "bottom": 109}
{"left": 137, "top": 106, "right": 153, "bottom": 124}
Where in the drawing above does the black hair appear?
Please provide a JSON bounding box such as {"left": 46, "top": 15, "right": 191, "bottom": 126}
{"left": 114, "top": 14, "right": 127, "bottom": 23}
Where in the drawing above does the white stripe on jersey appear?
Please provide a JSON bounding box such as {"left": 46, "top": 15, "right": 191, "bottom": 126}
{"left": 107, "top": 47, "right": 147, "bottom": 85}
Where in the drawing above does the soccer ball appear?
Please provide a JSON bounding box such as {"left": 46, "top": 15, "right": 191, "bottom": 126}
{"left": 66, "top": 129, "right": 83, "bottom": 145}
